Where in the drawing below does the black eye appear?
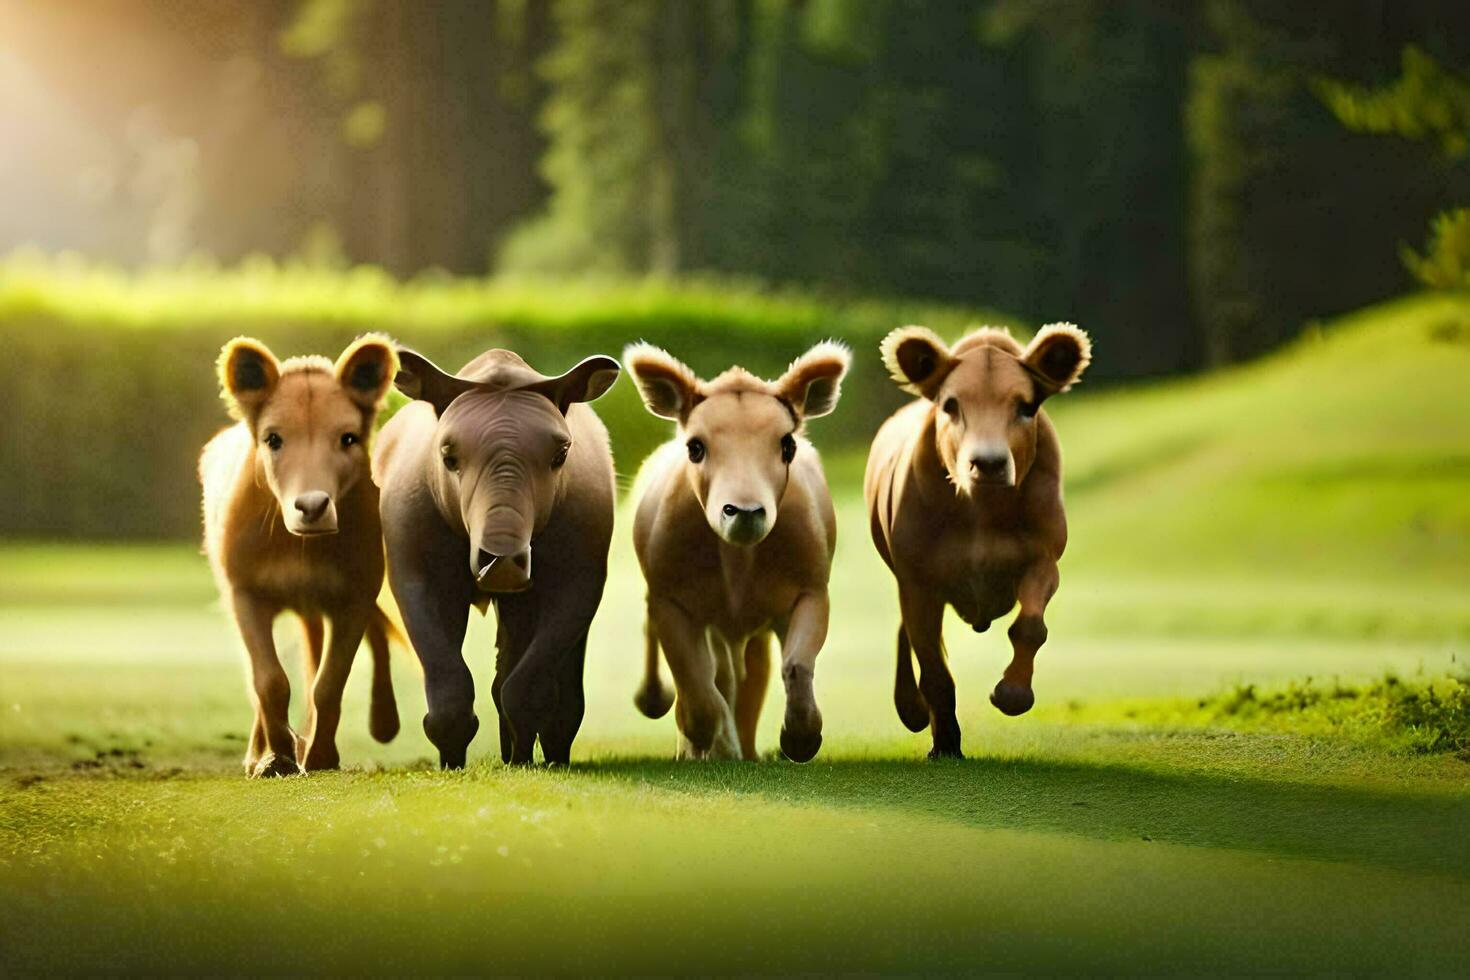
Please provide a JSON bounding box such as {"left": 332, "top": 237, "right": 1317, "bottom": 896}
{"left": 1017, "top": 400, "right": 1038, "bottom": 421}
{"left": 780, "top": 433, "right": 797, "bottom": 464}
{"left": 264, "top": 433, "right": 283, "bottom": 451}
{"left": 942, "top": 397, "right": 959, "bottom": 417}
{"left": 687, "top": 438, "right": 706, "bottom": 464}
{"left": 441, "top": 445, "right": 458, "bottom": 472}
{"left": 340, "top": 432, "right": 359, "bottom": 449}
{"left": 552, "top": 443, "right": 570, "bottom": 469}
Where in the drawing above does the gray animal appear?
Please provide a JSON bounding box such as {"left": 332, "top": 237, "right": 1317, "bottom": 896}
{"left": 373, "top": 348, "right": 620, "bottom": 767}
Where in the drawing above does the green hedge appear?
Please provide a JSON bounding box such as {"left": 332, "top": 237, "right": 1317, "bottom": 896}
{"left": 0, "top": 253, "right": 1018, "bottom": 538}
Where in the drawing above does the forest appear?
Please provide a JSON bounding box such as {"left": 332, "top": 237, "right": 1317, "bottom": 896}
{"left": 5, "top": 0, "right": 1467, "bottom": 378}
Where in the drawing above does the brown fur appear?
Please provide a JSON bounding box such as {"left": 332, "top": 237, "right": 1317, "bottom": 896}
{"left": 373, "top": 348, "right": 620, "bottom": 767}
{"left": 865, "top": 323, "right": 1091, "bottom": 758}
{"left": 626, "top": 342, "right": 849, "bottom": 762}
{"left": 200, "top": 335, "right": 401, "bottom": 778}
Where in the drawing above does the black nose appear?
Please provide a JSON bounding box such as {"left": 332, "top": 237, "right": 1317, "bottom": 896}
{"left": 294, "top": 491, "right": 330, "bottom": 523}
{"left": 722, "top": 503, "right": 766, "bottom": 520}
{"left": 970, "top": 454, "right": 1008, "bottom": 478}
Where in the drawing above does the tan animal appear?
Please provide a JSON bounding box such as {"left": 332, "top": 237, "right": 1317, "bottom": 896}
{"left": 200, "top": 335, "right": 401, "bottom": 778}
{"left": 374, "top": 348, "right": 620, "bottom": 768}
{"left": 864, "top": 323, "right": 1091, "bottom": 758}
{"left": 626, "top": 342, "right": 849, "bottom": 762}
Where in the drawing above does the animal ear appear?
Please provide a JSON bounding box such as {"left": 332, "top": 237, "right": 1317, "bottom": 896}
{"left": 394, "top": 348, "right": 478, "bottom": 416}
{"left": 523, "top": 355, "right": 621, "bottom": 414}
{"left": 879, "top": 326, "right": 955, "bottom": 399}
{"left": 1022, "top": 322, "right": 1092, "bottom": 398}
{"left": 217, "top": 337, "right": 280, "bottom": 421}
{"left": 334, "top": 334, "right": 399, "bottom": 411}
{"left": 623, "top": 343, "right": 702, "bottom": 421}
{"left": 776, "top": 340, "right": 850, "bottom": 420}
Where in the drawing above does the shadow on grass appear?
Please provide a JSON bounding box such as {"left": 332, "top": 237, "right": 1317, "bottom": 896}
{"left": 580, "top": 755, "right": 1470, "bottom": 878}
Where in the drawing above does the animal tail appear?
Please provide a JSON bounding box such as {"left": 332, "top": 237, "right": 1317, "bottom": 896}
{"left": 633, "top": 612, "right": 675, "bottom": 719}
{"left": 894, "top": 625, "right": 930, "bottom": 733}
{"left": 366, "top": 605, "right": 402, "bottom": 743}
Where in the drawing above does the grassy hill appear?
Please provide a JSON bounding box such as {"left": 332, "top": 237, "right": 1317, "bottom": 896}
{"left": 2, "top": 292, "right": 1468, "bottom": 974}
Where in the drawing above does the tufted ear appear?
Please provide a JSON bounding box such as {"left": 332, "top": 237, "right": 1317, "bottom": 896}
{"left": 1021, "top": 322, "right": 1092, "bottom": 399}
{"left": 217, "top": 337, "right": 280, "bottom": 422}
{"left": 334, "top": 334, "right": 399, "bottom": 412}
{"left": 393, "top": 348, "right": 481, "bottom": 416}
{"left": 776, "top": 340, "right": 850, "bottom": 420}
{"left": 623, "top": 343, "right": 703, "bottom": 421}
{"left": 523, "top": 355, "right": 621, "bottom": 414}
{"left": 879, "top": 326, "right": 956, "bottom": 399}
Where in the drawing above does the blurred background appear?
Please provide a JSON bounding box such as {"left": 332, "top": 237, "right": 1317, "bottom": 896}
{"left": 1, "top": 0, "right": 1468, "bottom": 538}
{"left": 0, "top": 0, "right": 1466, "bottom": 764}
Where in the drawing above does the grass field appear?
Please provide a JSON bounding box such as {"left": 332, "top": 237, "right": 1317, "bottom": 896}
{"left": 3, "top": 293, "right": 1469, "bottom": 973}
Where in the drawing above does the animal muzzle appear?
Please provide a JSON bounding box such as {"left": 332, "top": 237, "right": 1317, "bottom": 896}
{"left": 716, "top": 502, "right": 770, "bottom": 546}
{"left": 475, "top": 545, "right": 532, "bottom": 593}
{"left": 287, "top": 491, "right": 338, "bottom": 535}
{"left": 968, "top": 450, "right": 1015, "bottom": 487}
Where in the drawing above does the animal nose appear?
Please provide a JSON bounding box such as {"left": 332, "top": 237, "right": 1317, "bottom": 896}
{"left": 722, "top": 503, "right": 765, "bottom": 520}
{"left": 294, "top": 491, "right": 331, "bottom": 523}
{"left": 477, "top": 549, "right": 530, "bottom": 577}
{"left": 475, "top": 546, "right": 533, "bottom": 593}
{"left": 970, "top": 454, "right": 1009, "bottom": 479}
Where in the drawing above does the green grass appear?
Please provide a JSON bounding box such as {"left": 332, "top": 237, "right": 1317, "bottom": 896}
{"left": 4, "top": 291, "right": 1470, "bottom": 973}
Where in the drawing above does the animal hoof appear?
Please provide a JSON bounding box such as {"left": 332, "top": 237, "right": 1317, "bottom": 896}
{"left": 633, "top": 682, "right": 674, "bottom": 720}
{"left": 927, "top": 744, "right": 964, "bottom": 761}
{"left": 369, "top": 705, "right": 401, "bottom": 744}
{"left": 250, "top": 753, "right": 303, "bottom": 779}
{"left": 990, "top": 680, "right": 1035, "bottom": 717}
{"left": 779, "top": 726, "right": 823, "bottom": 763}
{"left": 303, "top": 746, "right": 340, "bottom": 772}
{"left": 895, "top": 696, "right": 930, "bottom": 733}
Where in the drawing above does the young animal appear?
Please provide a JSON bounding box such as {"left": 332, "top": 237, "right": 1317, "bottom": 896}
{"left": 374, "top": 348, "right": 620, "bottom": 768}
{"left": 626, "top": 342, "right": 849, "bottom": 762}
{"left": 864, "top": 323, "right": 1091, "bottom": 759}
{"left": 200, "top": 335, "right": 401, "bottom": 778}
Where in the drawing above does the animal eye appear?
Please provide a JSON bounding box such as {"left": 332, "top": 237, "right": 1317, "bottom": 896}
{"left": 441, "top": 445, "right": 459, "bottom": 472}
{"left": 264, "top": 433, "right": 283, "bottom": 451}
{"left": 942, "top": 397, "right": 959, "bottom": 417}
{"left": 1017, "top": 400, "right": 1038, "bottom": 421}
{"left": 687, "top": 438, "right": 706, "bottom": 464}
{"left": 340, "top": 432, "right": 359, "bottom": 449}
{"left": 780, "top": 433, "right": 797, "bottom": 464}
{"left": 552, "top": 443, "right": 570, "bottom": 469}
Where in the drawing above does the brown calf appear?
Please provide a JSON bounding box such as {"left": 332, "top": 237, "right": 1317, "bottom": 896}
{"left": 200, "top": 336, "right": 400, "bottom": 777}
{"left": 374, "top": 348, "right": 620, "bottom": 768}
{"left": 864, "top": 323, "right": 1091, "bottom": 758}
{"left": 626, "top": 342, "right": 849, "bottom": 762}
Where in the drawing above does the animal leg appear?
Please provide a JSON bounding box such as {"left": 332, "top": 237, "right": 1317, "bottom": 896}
{"left": 491, "top": 616, "right": 514, "bottom": 765}
{"left": 894, "top": 625, "right": 929, "bottom": 732}
{"left": 633, "top": 605, "right": 675, "bottom": 719}
{"left": 776, "top": 590, "right": 829, "bottom": 763}
{"left": 650, "top": 598, "right": 739, "bottom": 760}
{"left": 366, "top": 607, "right": 400, "bottom": 743}
{"left": 900, "top": 586, "right": 961, "bottom": 759}
{"left": 992, "top": 560, "right": 1059, "bottom": 716}
{"left": 538, "top": 629, "right": 590, "bottom": 767}
{"left": 245, "top": 709, "right": 266, "bottom": 772}
{"left": 734, "top": 633, "right": 771, "bottom": 761}
{"left": 232, "top": 591, "right": 300, "bottom": 778}
{"left": 297, "top": 612, "right": 324, "bottom": 759}
{"left": 302, "top": 603, "right": 371, "bottom": 771}
{"left": 396, "top": 575, "right": 475, "bottom": 769}
{"left": 498, "top": 591, "right": 599, "bottom": 767}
